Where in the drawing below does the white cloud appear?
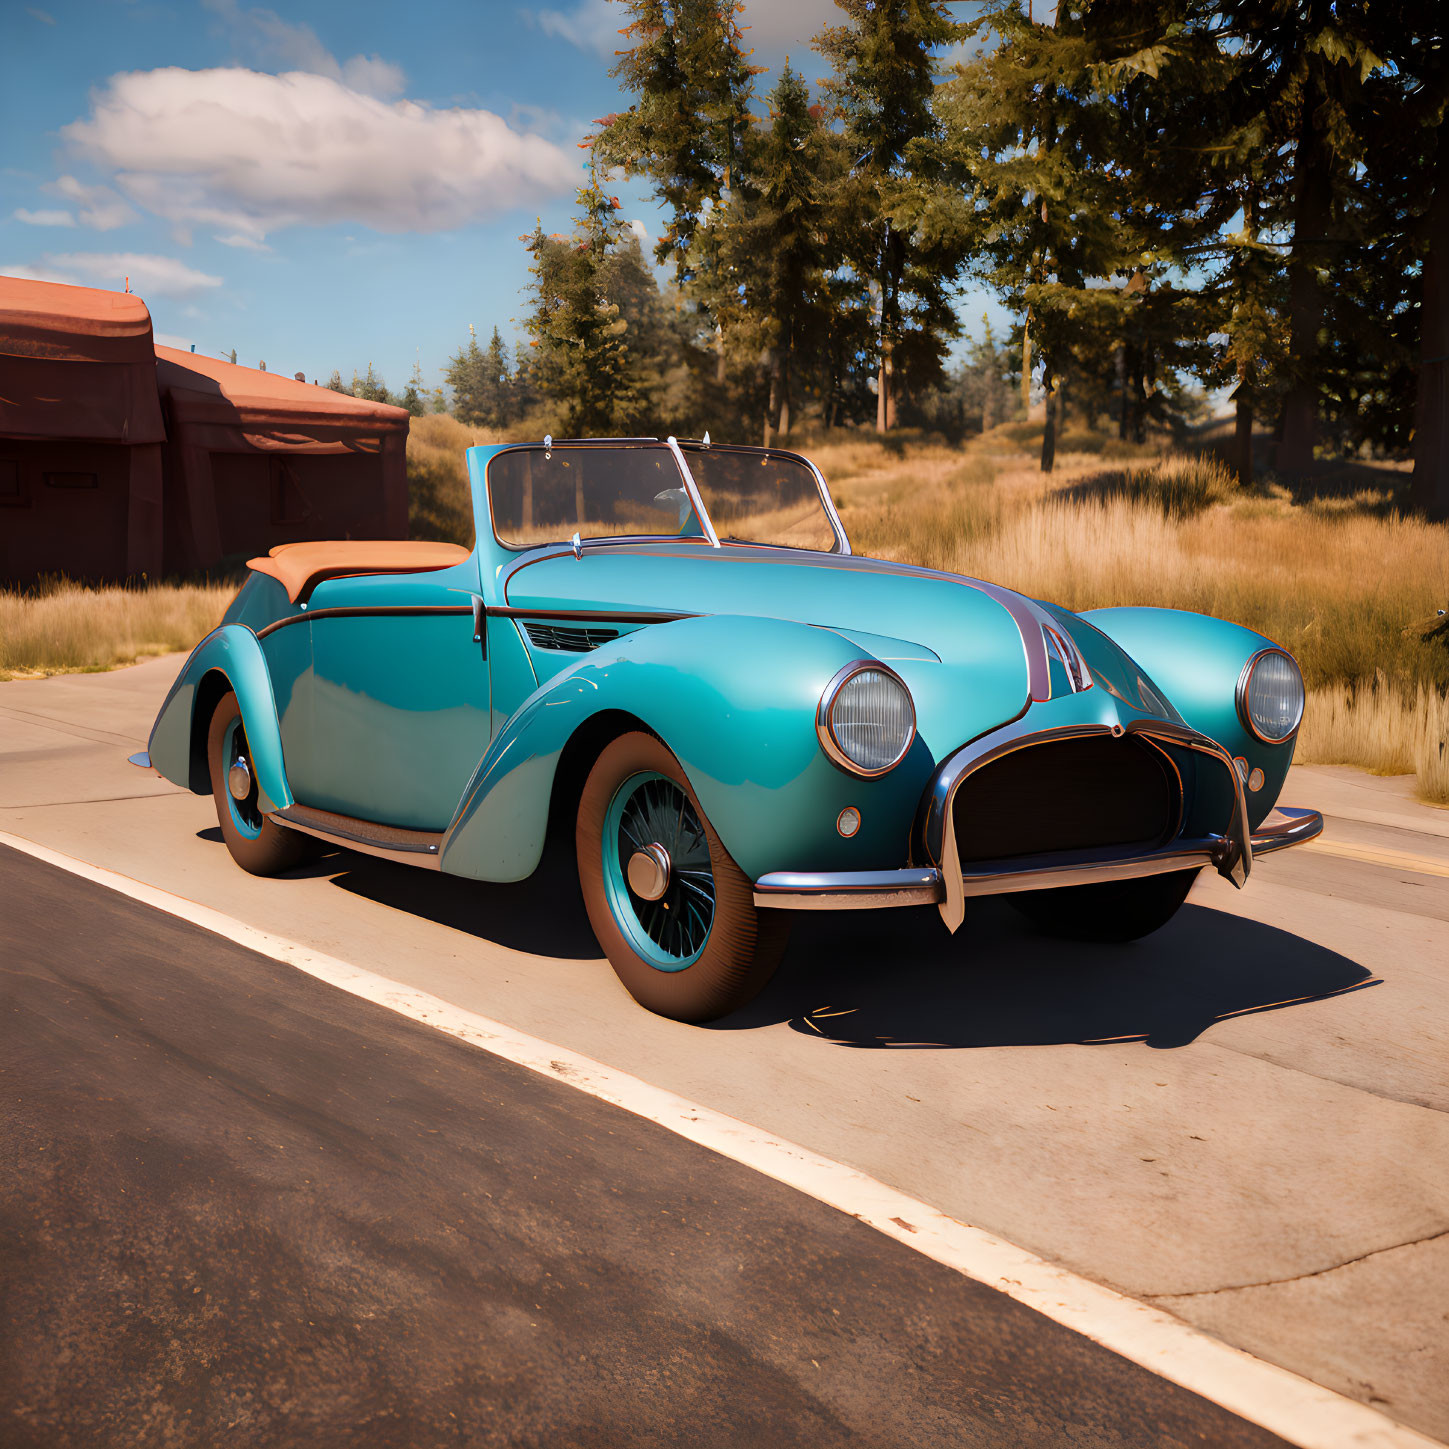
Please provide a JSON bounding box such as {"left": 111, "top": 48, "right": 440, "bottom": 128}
{"left": 62, "top": 68, "right": 582, "bottom": 244}
{"left": 214, "top": 231, "right": 271, "bottom": 251}
{"left": 1, "top": 262, "right": 75, "bottom": 286}
{"left": 628, "top": 218, "right": 649, "bottom": 244}
{"left": 50, "top": 175, "right": 137, "bottom": 230}
{"left": 13, "top": 208, "right": 75, "bottom": 227}
{"left": 26, "top": 7, "right": 56, "bottom": 24}
{"left": 18, "top": 252, "right": 225, "bottom": 298}
{"left": 536, "top": 0, "right": 621, "bottom": 59}
{"left": 202, "top": 0, "right": 406, "bottom": 98}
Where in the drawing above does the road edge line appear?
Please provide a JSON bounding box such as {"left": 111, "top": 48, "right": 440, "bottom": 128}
{"left": 2, "top": 827, "right": 1440, "bottom": 1449}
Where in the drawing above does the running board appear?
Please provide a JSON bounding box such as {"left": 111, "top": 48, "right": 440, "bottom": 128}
{"left": 272, "top": 804, "right": 443, "bottom": 870}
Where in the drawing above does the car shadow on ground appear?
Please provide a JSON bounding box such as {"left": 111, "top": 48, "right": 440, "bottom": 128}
{"left": 201, "top": 828, "right": 604, "bottom": 961}
{"left": 196, "top": 828, "right": 1376, "bottom": 1044}
{"left": 717, "top": 898, "right": 1378, "bottom": 1049}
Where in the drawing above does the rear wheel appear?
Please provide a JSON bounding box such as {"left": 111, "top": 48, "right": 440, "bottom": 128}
{"left": 577, "top": 732, "right": 789, "bottom": 1023}
{"left": 207, "top": 691, "right": 314, "bottom": 876}
{"left": 1008, "top": 868, "right": 1200, "bottom": 943}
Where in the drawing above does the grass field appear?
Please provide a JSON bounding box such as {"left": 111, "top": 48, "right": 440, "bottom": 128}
{"left": 3, "top": 417, "right": 1446, "bottom": 802}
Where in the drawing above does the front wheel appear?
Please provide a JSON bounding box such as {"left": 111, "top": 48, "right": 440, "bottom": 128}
{"left": 1008, "top": 868, "right": 1200, "bottom": 943}
{"left": 576, "top": 732, "right": 789, "bottom": 1023}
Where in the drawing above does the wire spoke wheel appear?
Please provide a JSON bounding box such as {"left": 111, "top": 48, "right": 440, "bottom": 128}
{"left": 577, "top": 732, "right": 789, "bottom": 1022}
{"left": 605, "top": 771, "right": 715, "bottom": 969}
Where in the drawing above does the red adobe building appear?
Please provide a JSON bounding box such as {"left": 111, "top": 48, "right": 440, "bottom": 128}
{"left": 0, "top": 275, "right": 409, "bottom": 586}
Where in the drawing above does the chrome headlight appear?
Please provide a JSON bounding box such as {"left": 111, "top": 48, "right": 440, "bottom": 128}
{"left": 817, "top": 661, "right": 916, "bottom": 776}
{"left": 1237, "top": 647, "right": 1304, "bottom": 743}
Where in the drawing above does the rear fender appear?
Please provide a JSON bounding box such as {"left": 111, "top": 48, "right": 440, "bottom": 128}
{"left": 147, "top": 625, "right": 292, "bottom": 814}
{"left": 440, "top": 614, "right": 937, "bottom": 883}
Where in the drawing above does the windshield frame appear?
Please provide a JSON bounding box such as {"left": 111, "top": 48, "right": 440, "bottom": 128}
{"left": 671, "top": 439, "right": 851, "bottom": 556}
{"left": 481, "top": 435, "right": 852, "bottom": 557}
{"left": 482, "top": 437, "right": 717, "bottom": 554}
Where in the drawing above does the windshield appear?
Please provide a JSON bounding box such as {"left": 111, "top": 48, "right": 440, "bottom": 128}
{"left": 487, "top": 443, "right": 708, "bottom": 550}
{"left": 680, "top": 445, "right": 841, "bottom": 553}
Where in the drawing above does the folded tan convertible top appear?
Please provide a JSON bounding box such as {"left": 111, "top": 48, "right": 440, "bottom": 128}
{"left": 248, "top": 539, "right": 470, "bottom": 603}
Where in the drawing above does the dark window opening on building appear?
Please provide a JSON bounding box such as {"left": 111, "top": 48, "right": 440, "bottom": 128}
{"left": 0, "top": 459, "right": 23, "bottom": 505}
{"left": 269, "top": 458, "right": 313, "bottom": 525}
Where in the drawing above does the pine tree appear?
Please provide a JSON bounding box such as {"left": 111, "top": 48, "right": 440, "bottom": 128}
{"left": 523, "top": 169, "right": 642, "bottom": 435}
{"left": 698, "top": 63, "right": 840, "bottom": 440}
{"left": 402, "top": 360, "right": 426, "bottom": 417}
{"left": 815, "top": 0, "right": 970, "bottom": 433}
{"left": 446, "top": 327, "right": 489, "bottom": 425}
{"left": 594, "top": 0, "right": 759, "bottom": 282}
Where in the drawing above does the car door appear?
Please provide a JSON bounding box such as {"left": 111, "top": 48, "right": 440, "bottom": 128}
{"left": 292, "top": 559, "right": 489, "bottom": 832}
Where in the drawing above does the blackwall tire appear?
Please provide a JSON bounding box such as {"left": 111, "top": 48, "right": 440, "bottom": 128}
{"left": 1008, "top": 868, "right": 1201, "bottom": 943}
{"left": 207, "top": 691, "right": 315, "bottom": 877}
{"left": 577, "top": 731, "right": 789, "bottom": 1023}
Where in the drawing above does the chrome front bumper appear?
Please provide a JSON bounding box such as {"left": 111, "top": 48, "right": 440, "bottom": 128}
{"left": 752, "top": 805, "right": 1323, "bottom": 916}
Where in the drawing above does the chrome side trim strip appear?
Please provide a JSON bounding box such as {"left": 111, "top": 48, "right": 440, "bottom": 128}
{"left": 255, "top": 605, "right": 472, "bottom": 640}
{"left": 272, "top": 804, "right": 443, "bottom": 870}
{"left": 753, "top": 868, "right": 944, "bottom": 910}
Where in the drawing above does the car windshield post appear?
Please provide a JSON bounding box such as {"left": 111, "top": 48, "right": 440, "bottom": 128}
{"left": 673, "top": 441, "right": 850, "bottom": 555}
{"left": 664, "top": 436, "right": 720, "bottom": 547}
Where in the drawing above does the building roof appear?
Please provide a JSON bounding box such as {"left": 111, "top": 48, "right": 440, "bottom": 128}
{"left": 0, "top": 275, "right": 156, "bottom": 362}
{"left": 155, "top": 347, "right": 410, "bottom": 432}
{"left": 0, "top": 274, "right": 165, "bottom": 443}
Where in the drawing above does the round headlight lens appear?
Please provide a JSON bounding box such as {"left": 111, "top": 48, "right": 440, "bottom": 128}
{"left": 1239, "top": 649, "right": 1304, "bottom": 743}
{"left": 819, "top": 664, "right": 915, "bottom": 775}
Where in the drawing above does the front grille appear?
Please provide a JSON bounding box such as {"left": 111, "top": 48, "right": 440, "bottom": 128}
{"left": 953, "top": 735, "right": 1176, "bottom": 863}
{"left": 524, "top": 622, "right": 620, "bottom": 653}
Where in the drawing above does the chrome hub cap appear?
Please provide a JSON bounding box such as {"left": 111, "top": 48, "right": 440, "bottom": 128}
{"left": 627, "top": 842, "right": 672, "bottom": 902}
{"left": 228, "top": 755, "right": 252, "bottom": 801}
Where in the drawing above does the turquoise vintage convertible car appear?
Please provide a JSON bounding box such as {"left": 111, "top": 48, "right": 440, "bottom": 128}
{"left": 135, "top": 437, "right": 1321, "bottom": 1021}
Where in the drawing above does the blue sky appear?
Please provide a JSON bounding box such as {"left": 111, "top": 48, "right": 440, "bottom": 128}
{"left": 2, "top": 0, "right": 1003, "bottom": 395}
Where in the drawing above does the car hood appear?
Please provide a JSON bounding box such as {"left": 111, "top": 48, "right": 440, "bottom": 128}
{"left": 505, "top": 544, "right": 1031, "bottom": 664}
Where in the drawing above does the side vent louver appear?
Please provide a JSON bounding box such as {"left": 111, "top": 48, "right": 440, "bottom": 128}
{"left": 524, "top": 622, "right": 620, "bottom": 653}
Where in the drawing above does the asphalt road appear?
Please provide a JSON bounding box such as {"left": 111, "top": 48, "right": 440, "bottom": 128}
{"left": 0, "top": 843, "right": 1293, "bottom": 1448}
{"left": 2, "top": 655, "right": 1447, "bottom": 1440}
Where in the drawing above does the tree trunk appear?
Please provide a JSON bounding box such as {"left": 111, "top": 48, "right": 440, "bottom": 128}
{"left": 1277, "top": 101, "right": 1332, "bottom": 474}
{"left": 1234, "top": 388, "right": 1254, "bottom": 488}
{"left": 1412, "top": 131, "right": 1449, "bottom": 520}
{"left": 1021, "top": 309, "right": 1033, "bottom": 416}
{"left": 778, "top": 348, "right": 791, "bottom": 438}
{"left": 1130, "top": 350, "right": 1147, "bottom": 444}
{"left": 715, "top": 323, "right": 726, "bottom": 385}
{"left": 1116, "top": 343, "right": 1128, "bottom": 440}
{"left": 876, "top": 348, "right": 891, "bottom": 434}
{"left": 1040, "top": 358, "right": 1058, "bottom": 473}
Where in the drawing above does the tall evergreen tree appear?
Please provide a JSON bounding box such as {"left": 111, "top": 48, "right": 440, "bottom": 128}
{"left": 446, "top": 327, "right": 488, "bottom": 425}
{"left": 815, "top": 0, "right": 970, "bottom": 432}
{"left": 523, "top": 168, "right": 642, "bottom": 434}
{"left": 699, "top": 63, "right": 841, "bottom": 440}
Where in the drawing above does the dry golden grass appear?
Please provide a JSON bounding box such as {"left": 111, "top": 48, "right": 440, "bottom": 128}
{"left": 1298, "top": 682, "right": 1449, "bottom": 805}
{"left": 0, "top": 578, "right": 233, "bottom": 681}
{"left": 406, "top": 411, "right": 501, "bottom": 547}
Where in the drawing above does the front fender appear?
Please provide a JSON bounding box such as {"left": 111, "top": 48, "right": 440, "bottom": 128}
{"left": 147, "top": 625, "right": 292, "bottom": 814}
{"left": 440, "top": 614, "right": 937, "bottom": 883}
{"left": 1080, "top": 606, "right": 1298, "bottom": 823}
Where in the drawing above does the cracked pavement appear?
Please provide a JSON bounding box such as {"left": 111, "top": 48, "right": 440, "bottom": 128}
{"left": 2, "top": 655, "right": 1447, "bottom": 1439}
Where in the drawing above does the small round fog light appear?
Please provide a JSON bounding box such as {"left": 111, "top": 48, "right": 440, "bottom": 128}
{"left": 1248, "top": 766, "right": 1265, "bottom": 792}
{"left": 836, "top": 806, "right": 861, "bottom": 838}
